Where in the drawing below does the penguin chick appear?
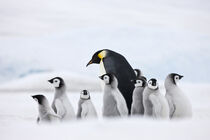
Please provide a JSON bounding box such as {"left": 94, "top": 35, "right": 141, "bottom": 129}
{"left": 99, "top": 73, "right": 128, "bottom": 117}
{"left": 165, "top": 73, "right": 192, "bottom": 119}
{"left": 31, "top": 94, "right": 61, "bottom": 124}
{"left": 143, "top": 78, "right": 169, "bottom": 119}
{"left": 131, "top": 76, "right": 147, "bottom": 116}
{"left": 76, "top": 90, "right": 97, "bottom": 119}
{"left": 48, "top": 77, "right": 75, "bottom": 121}
{"left": 134, "top": 69, "right": 143, "bottom": 78}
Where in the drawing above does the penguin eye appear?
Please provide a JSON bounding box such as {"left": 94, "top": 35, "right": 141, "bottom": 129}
{"left": 148, "top": 81, "right": 152, "bottom": 85}
{"left": 137, "top": 80, "right": 141, "bottom": 84}
{"left": 104, "top": 76, "right": 109, "bottom": 80}
{"left": 175, "top": 76, "right": 179, "bottom": 80}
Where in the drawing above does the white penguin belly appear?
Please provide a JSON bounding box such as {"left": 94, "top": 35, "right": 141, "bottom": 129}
{"left": 100, "top": 60, "right": 107, "bottom": 90}
{"left": 172, "top": 94, "right": 192, "bottom": 118}
{"left": 103, "top": 93, "right": 120, "bottom": 117}
{"left": 168, "top": 88, "right": 192, "bottom": 118}
{"left": 99, "top": 60, "right": 106, "bottom": 75}
{"left": 60, "top": 98, "right": 76, "bottom": 120}
{"left": 81, "top": 101, "right": 97, "bottom": 119}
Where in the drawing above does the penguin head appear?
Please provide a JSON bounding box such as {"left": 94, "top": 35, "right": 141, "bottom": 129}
{"left": 148, "top": 78, "right": 159, "bottom": 90}
{"left": 80, "top": 90, "right": 90, "bottom": 100}
{"left": 86, "top": 50, "right": 107, "bottom": 66}
{"left": 167, "top": 73, "right": 184, "bottom": 85}
{"left": 31, "top": 94, "right": 46, "bottom": 105}
{"left": 99, "top": 73, "right": 113, "bottom": 85}
{"left": 134, "top": 69, "right": 142, "bottom": 78}
{"left": 131, "top": 76, "right": 147, "bottom": 87}
{"left": 48, "top": 77, "right": 65, "bottom": 89}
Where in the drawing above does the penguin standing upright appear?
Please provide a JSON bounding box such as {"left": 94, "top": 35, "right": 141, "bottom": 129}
{"left": 86, "top": 49, "right": 136, "bottom": 114}
{"left": 143, "top": 78, "right": 169, "bottom": 119}
{"left": 77, "top": 90, "right": 97, "bottom": 119}
{"left": 131, "top": 76, "right": 147, "bottom": 116}
{"left": 48, "top": 77, "right": 75, "bottom": 121}
{"left": 99, "top": 73, "right": 128, "bottom": 117}
{"left": 165, "top": 73, "right": 192, "bottom": 119}
{"left": 31, "top": 94, "right": 60, "bottom": 124}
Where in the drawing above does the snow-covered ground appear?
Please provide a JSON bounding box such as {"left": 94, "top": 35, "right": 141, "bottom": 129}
{"left": 0, "top": 83, "right": 210, "bottom": 140}
{"left": 0, "top": 0, "right": 210, "bottom": 139}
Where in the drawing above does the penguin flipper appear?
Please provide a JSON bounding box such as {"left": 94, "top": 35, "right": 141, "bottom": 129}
{"left": 49, "top": 113, "right": 62, "bottom": 119}
{"left": 81, "top": 104, "right": 88, "bottom": 118}
{"left": 131, "top": 104, "right": 137, "bottom": 115}
{"left": 113, "top": 90, "right": 128, "bottom": 116}
{"left": 37, "top": 117, "right": 40, "bottom": 124}
{"left": 77, "top": 100, "right": 83, "bottom": 119}
{"left": 149, "top": 95, "right": 162, "bottom": 118}
{"left": 165, "top": 94, "right": 175, "bottom": 118}
{"left": 47, "top": 113, "right": 62, "bottom": 122}
{"left": 55, "top": 99, "right": 66, "bottom": 118}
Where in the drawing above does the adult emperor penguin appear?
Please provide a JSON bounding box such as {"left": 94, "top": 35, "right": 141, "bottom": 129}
{"left": 86, "top": 49, "right": 136, "bottom": 114}
{"left": 165, "top": 73, "right": 192, "bottom": 119}
{"left": 143, "top": 78, "right": 169, "bottom": 119}
{"left": 48, "top": 77, "right": 75, "bottom": 121}
{"left": 99, "top": 73, "right": 128, "bottom": 117}
{"left": 31, "top": 94, "right": 60, "bottom": 124}
{"left": 76, "top": 90, "right": 97, "bottom": 119}
{"left": 131, "top": 76, "right": 147, "bottom": 116}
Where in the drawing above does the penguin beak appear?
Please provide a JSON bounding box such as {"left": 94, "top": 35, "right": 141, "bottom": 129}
{"left": 99, "top": 76, "right": 103, "bottom": 80}
{"left": 130, "top": 80, "right": 134, "bottom": 83}
{"left": 179, "top": 75, "right": 184, "bottom": 79}
{"left": 31, "top": 95, "right": 37, "bottom": 101}
{"left": 86, "top": 60, "right": 93, "bottom": 67}
{"left": 48, "top": 79, "right": 53, "bottom": 83}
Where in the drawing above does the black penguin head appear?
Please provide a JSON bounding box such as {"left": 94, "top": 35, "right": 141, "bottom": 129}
{"left": 169, "top": 73, "right": 184, "bottom": 85}
{"left": 31, "top": 94, "right": 46, "bottom": 105}
{"left": 99, "top": 73, "right": 113, "bottom": 85}
{"left": 148, "top": 78, "right": 159, "bottom": 90}
{"left": 134, "top": 69, "right": 142, "bottom": 78}
{"left": 86, "top": 50, "right": 107, "bottom": 66}
{"left": 131, "top": 76, "right": 147, "bottom": 87}
{"left": 48, "top": 77, "right": 65, "bottom": 89}
{"left": 80, "top": 90, "right": 90, "bottom": 100}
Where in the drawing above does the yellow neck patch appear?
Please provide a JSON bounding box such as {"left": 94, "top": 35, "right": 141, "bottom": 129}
{"left": 98, "top": 50, "right": 106, "bottom": 59}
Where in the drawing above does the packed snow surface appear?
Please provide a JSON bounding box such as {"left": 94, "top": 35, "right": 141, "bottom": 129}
{"left": 0, "top": 83, "right": 210, "bottom": 140}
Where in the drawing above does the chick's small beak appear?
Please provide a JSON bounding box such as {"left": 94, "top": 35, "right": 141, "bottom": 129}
{"left": 48, "top": 79, "right": 53, "bottom": 83}
{"left": 179, "top": 75, "right": 184, "bottom": 79}
{"left": 99, "top": 76, "right": 103, "bottom": 80}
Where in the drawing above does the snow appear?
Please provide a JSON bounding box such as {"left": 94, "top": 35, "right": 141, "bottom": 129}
{"left": 0, "top": 83, "right": 210, "bottom": 140}
{"left": 0, "top": 0, "right": 210, "bottom": 139}
{"left": 0, "top": 71, "right": 101, "bottom": 92}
